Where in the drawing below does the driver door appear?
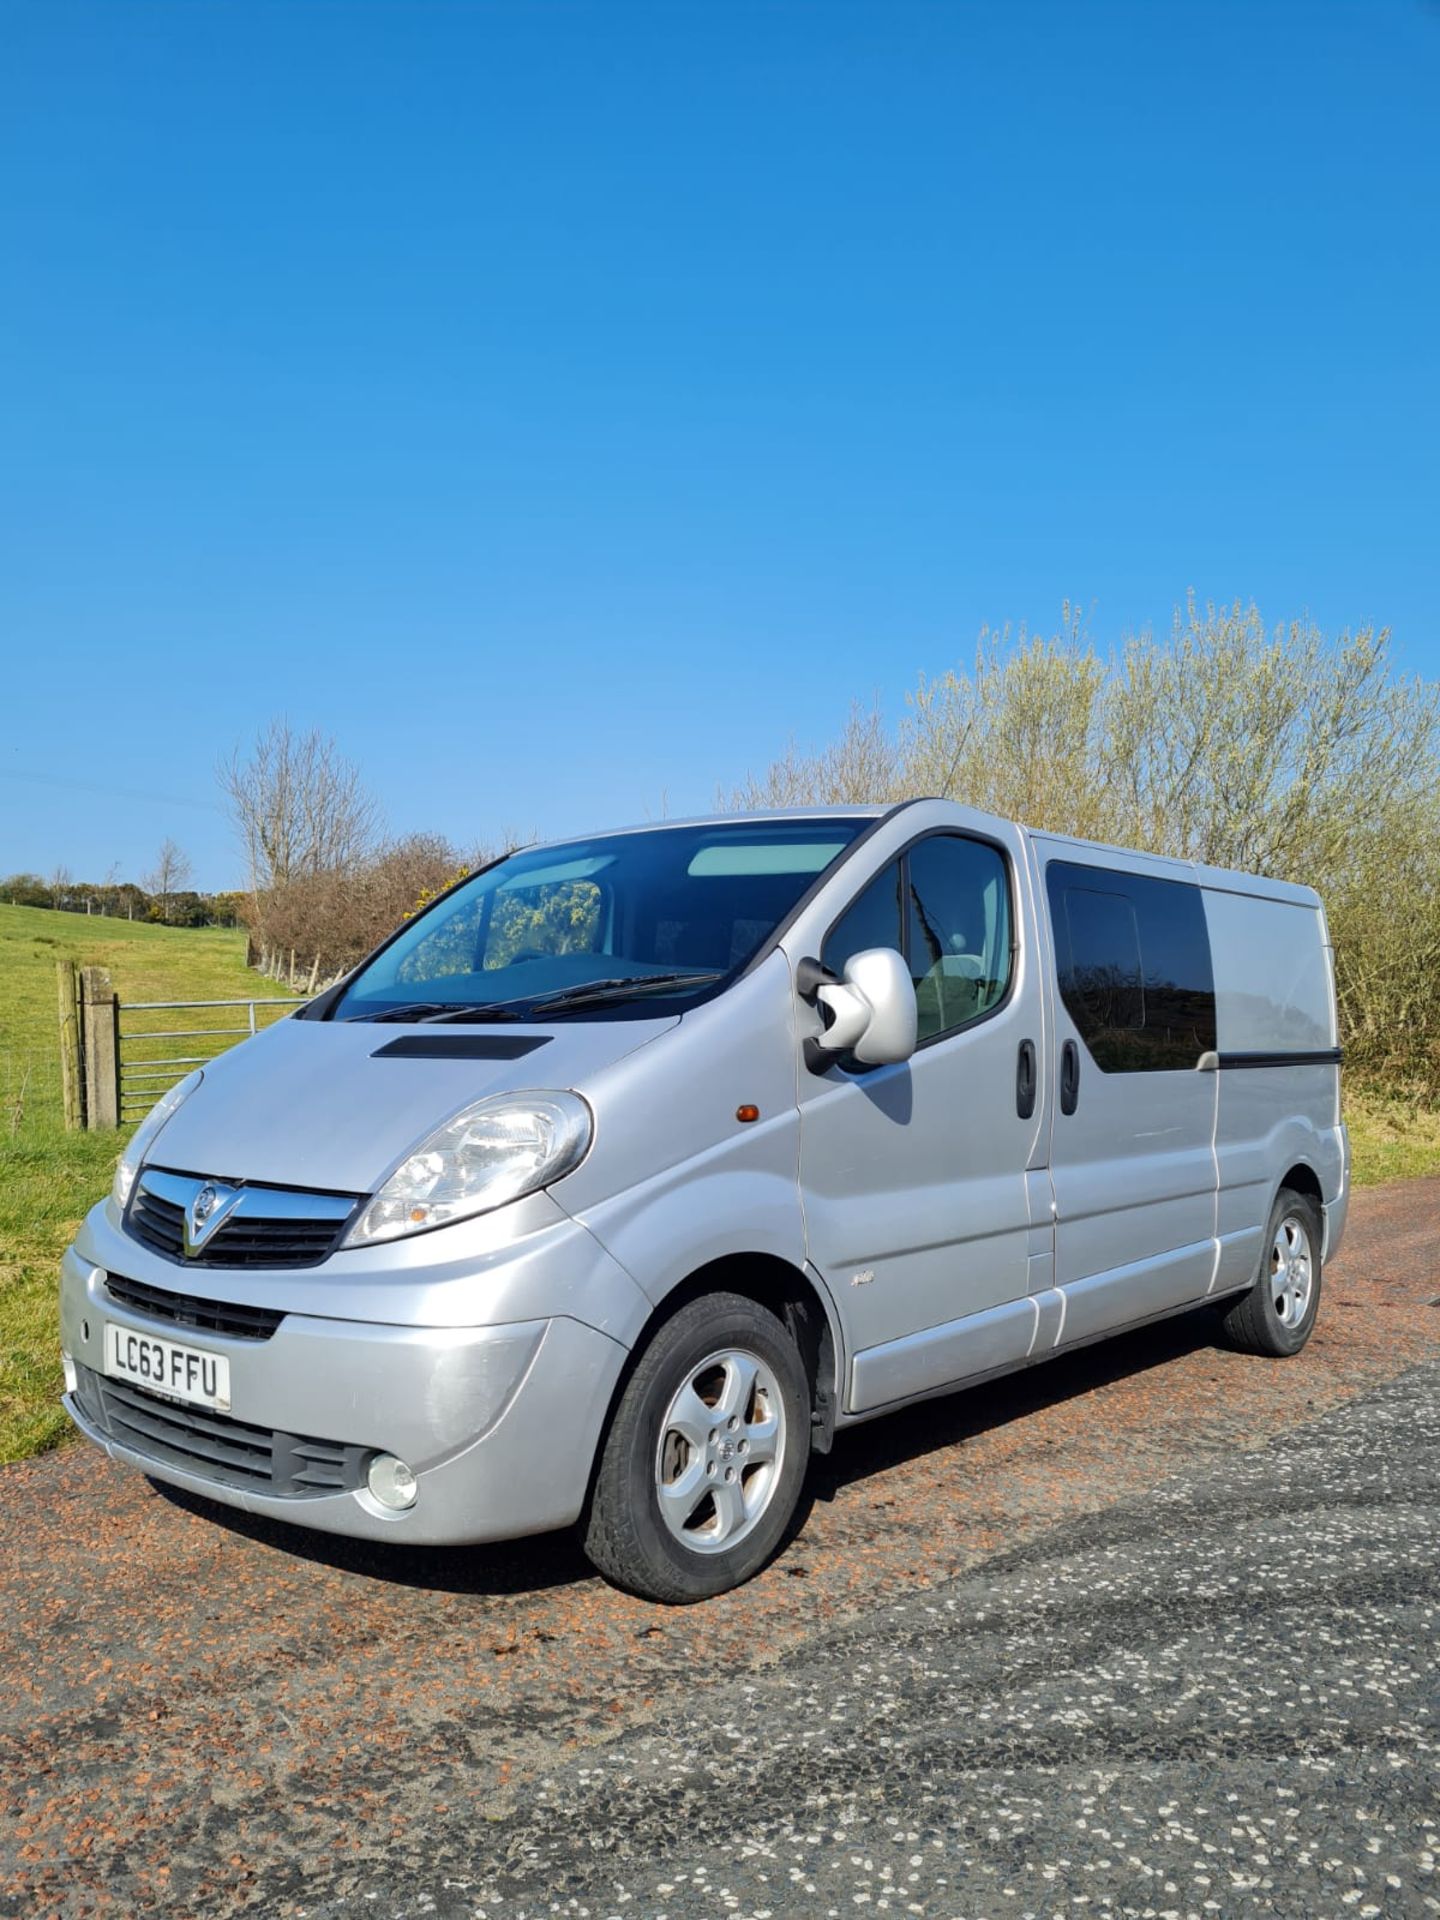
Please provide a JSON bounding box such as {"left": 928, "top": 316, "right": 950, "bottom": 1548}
{"left": 796, "top": 827, "right": 1050, "bottom": 1413}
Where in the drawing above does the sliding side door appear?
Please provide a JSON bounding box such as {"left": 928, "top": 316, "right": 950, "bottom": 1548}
{"left": 1039, "top": 850, "right": 1220, "bottom": 1345}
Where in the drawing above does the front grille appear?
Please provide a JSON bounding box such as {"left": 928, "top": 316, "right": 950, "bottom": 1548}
{"left": 104, "top": 1272, "right": 284, "bottom": 1342}
{"left": 74, "top": 1365, "right": 369, "bottom": 1499}
{"left": 127, "top": 1172, "right": 357, "bottom": 1270}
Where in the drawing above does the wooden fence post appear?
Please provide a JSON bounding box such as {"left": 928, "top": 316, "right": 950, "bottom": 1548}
{"left": 80, "top": 966, "right": 120, "bottom": 1130}
{"left": 57, "top": 958, "right": 84, "bottom": 1130}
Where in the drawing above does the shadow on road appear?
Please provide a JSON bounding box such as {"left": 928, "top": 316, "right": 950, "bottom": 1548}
{"left": 151, "top": 1300, "right": 1231, "bottom": 1598}
{"left": 148, "top": 1480, "right": 598, "bottom": 1596}
{"left": 812, "top": 1299, "right": 1231, "bottom": 1500}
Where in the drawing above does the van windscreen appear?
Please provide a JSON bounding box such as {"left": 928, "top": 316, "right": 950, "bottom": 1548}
{"left": 333, "top": 820, "right": 869, "bottom": 1022}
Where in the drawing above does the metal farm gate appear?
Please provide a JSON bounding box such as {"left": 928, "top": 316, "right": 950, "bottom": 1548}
{"left": 57, "top": 960, "right": 307, "bottom": 1130}
{"left": 117, "top": 996, "right": 309, "bottom": 1125}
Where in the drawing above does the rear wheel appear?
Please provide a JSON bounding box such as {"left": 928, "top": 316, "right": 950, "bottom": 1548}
{"left": 1221, "top": 1186, "right": 1323, "bottom": 1357}
{"left": 583, "top": 1291, "right": 811, "bottom": 1602}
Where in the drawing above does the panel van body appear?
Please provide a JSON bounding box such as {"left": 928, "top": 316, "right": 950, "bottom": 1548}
{"left": 59, "top": 800, "right": 1347, "bottom": 1598}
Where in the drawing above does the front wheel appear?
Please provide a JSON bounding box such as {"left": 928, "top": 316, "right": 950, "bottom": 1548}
{"left": 583, "top": 1291, "right": 811, "bottom": 1603}
{"left": 1221, "top": 1186, "right": 1323, "bottom": 1357}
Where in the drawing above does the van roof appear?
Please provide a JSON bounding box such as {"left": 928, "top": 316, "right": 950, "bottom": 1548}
{"left": 541, "top": 807, "right": 888, "bottom": 842}
{"left": 525, "top": 803, "right": 1323, "bottom": 910}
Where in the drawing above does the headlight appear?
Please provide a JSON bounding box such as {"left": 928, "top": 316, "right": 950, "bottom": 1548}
{"left": 112, "top": 1070, "right": 204, "bottom": 1211}
{"left": 343, "top": 1090, "right": 593, "bottom": 1247}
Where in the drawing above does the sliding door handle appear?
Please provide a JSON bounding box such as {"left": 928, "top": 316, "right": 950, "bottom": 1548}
{"left": 1060, "top": 1039, "right": 1080, "bottom": 1116}
{"left": 1016, "top": 1038, "right": 1037, "bottom": 1119}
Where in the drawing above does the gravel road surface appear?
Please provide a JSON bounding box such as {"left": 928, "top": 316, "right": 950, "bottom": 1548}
{"left": 3, "top": 1177, "right": 1438, "bottom": 1918}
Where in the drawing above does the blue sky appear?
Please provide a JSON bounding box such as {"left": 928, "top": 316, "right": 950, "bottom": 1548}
{"left": 2, "top": 0, "right": 1437, "bottom": 889}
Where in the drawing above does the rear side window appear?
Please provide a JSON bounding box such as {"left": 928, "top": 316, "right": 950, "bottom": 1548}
{"left": 823, "top": 835, "right": 1014, "bottom": 1045}
{"left": 1046, "top": 859, "right": 1216, "bottom": 1071}
{"left": 1059, "top": 887, "right": 1144, "bottom": 1035}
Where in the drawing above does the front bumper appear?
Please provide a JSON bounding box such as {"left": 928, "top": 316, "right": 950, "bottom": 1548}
{"left": 60, "top": 1246, "right": 629, "bottom": 1545}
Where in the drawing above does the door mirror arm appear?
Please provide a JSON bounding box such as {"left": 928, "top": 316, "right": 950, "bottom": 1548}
{"left": 814, "top": 979, "right": 875, "bottom": 1054}
{"left": 794, "top": 954, "right": 837, "bottom": 1003}
{"left": 802, "top": 947, "right": 918, "bottom": 1072}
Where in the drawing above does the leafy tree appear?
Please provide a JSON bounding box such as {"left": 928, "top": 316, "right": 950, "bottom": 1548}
{"left": 727, "top": 701, "right": 899, "bottom": 811}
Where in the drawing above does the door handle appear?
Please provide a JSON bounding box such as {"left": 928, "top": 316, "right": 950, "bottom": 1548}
{"left": 1060, "top": 1039, "right": 1080, "bottom": 1116}
{"left": 1016, "top": 1038, "right": 1037, "bottom": 1120}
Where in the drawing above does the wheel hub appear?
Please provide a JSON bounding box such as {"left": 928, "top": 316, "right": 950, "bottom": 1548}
{"left": 654, "top": 1347, "right": 787, "bottom": 1556}
{"left": 1270, "top": 1213, "right": 1315, "bottom": 1328}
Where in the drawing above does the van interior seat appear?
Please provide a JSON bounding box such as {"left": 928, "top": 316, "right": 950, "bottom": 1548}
{"left": 915, "top": 953, "right": 990, "bottom": 1038}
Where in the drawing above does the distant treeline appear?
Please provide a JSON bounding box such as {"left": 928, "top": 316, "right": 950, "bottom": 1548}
{"left": 1, "top": 873, "right": 247, "bottom": 929}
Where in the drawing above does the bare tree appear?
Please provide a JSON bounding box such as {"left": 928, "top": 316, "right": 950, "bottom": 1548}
{"left": 219, "top": 719, "right": 379, "bottom": 893}
{"left": 48, "top": 863, "right": 71, "bottom": 910}
{"left": 144, "top": 838, "right": 192, "bottom": 924}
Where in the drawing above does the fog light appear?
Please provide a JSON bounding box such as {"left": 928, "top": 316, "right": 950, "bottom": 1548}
{"left": 62, "top": 1352, "right": 77, "bottom": 1394}
{"left": 367, "top": 1453, "right": 418, "bottom": 1511}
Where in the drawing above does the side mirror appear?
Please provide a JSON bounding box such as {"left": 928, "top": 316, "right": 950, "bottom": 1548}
{"left": 811, "top": 948, "right": 917, "bottom": 1066}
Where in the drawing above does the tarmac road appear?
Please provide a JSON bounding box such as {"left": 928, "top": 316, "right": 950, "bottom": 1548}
{"left": 3, "top": 1177, "right": 1439, "bottom": 1918}
{"left": 320, "top": 1354, "right": 1440, "bottom": 1920}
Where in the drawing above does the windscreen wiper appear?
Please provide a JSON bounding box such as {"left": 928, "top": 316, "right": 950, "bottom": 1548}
{"left": 350, "top": 1000, "right": 525, "bottom": 1024}
{"left": 348, "top": 1001, "right": 453, "bottom": 1023}
{"left": 347, "top": 973, "right": 720, "bottom": 1024}
{"left": 519, "top": 972, "right": 722, "bottom": 1016}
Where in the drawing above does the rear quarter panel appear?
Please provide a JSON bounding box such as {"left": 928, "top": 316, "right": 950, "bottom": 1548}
{"left": 1203, "top": 882, "right": 1345, "bottom": 1290}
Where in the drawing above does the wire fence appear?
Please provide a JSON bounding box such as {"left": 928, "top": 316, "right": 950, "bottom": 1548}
{"left": 0, "top": 1045, "right": 53, "bottom": 1136}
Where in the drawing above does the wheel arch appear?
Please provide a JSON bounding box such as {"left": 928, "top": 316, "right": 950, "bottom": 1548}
{"left": 1276, "top": 1160, "right": 1324, "bottom": 1213}
{"left": 589, "top": 1251, "right": 845, "bottom": 1494}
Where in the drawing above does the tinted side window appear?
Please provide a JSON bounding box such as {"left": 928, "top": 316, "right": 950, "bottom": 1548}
{"left": 906, "top": 835, "right": 1013, "bottom": 1041}
{"left": 1047, "top": 859, "right": 1216, "bottom": 1071}
{"left": 822, "top": 861, "right": 903, "bottom": 979}
{"left": 1059, "top": 887, "right": 1144, "bottom": 1035}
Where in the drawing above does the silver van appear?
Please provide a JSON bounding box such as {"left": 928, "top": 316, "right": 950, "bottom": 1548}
{"left": 60, "top": 801, "right": 1348, "bottom": 1601}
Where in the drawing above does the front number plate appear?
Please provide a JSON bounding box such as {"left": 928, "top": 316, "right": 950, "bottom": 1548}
{"left": 103, "top": 1323, "right": 232, "bottom": 1411}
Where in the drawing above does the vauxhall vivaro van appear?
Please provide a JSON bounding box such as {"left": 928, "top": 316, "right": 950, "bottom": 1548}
{"left": 60, "top": 801, "right": 1348, "bottom": 1600}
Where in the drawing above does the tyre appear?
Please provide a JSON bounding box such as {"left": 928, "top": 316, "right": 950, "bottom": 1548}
{"left": 1221, "top": 1185, "right": 1323, "bottom": 1357}
{"left": 583, "top": 1291, "right": 811, "bottom": 1603}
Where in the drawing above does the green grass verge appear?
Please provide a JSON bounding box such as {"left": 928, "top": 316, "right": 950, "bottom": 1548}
{"left": 0, "top": 903, "right": 299, "bottom": 1462}
{"left": 3, "top": 895, "right": 1439, "bottom": 1464}
{"left": 1344, "top": 1087, "right": 1440, "bottom": 1189}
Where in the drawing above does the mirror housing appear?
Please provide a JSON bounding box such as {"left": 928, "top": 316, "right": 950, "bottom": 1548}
{"left": 812, "top": 947, "right": 918, "bottom": 1066}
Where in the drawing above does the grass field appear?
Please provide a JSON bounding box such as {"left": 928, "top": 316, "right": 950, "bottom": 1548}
{"left": 2, "top": 899, "right": 1438, "bottom": 1464}
{"left": 0, "top": 903, "right": 301, "bottom": 1461}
